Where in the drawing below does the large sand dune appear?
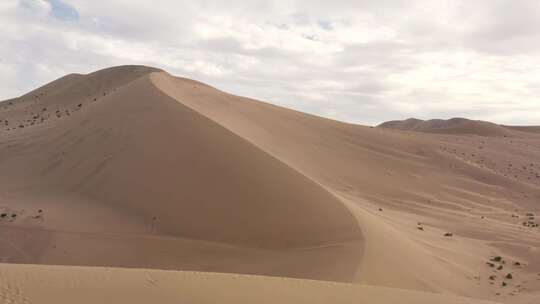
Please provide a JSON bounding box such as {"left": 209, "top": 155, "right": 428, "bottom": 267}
{"left": 1, "top": 65, "right": 540, "bottom": 303}
{"left": 0, "top": 65, "right": 362, "bottom": 282}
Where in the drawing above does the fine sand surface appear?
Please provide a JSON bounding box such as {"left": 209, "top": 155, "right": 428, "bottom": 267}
{"left": 1, "top": 65, "right": 540, "bottom": 303}
{"left": 0, "top": 263, "right": 499, "bottom": 304}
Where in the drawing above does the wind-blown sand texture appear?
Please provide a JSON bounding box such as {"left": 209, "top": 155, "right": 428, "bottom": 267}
{"left": 1, "top": 66, "right": 539, "bottom": 303}
{"left": 0, "top": 264, "right": 499, "bottom": 304}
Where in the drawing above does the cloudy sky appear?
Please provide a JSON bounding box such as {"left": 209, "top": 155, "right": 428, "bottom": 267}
{"left": 1, "top": 0, "right": 539, "bottom": 125}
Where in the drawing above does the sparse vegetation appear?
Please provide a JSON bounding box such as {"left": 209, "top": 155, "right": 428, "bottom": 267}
{"left": 491, "top": 256, "right": 502, "bottom": 262}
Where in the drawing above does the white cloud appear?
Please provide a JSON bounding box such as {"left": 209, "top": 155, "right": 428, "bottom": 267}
{"left": 1, "top": 0, "right": 540, "bottom": 125}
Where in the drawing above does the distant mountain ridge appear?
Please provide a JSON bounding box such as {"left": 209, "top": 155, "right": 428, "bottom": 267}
{"left": 377, "top": 117, "right": 539, "bottom": 136}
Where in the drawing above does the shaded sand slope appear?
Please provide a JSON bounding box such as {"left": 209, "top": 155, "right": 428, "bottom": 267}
{"left": 0, "top": 264, "right": 498, "bottom": 304}
{"left": 154, "top": 72, "right": 540, "bottom": 302}
{"left": 0, "top": 66, "right": 362, "bottom": 281}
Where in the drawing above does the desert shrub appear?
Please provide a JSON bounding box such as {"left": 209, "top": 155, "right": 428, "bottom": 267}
{"left": 491, "top": 256, "right": 502, "bottom": 262}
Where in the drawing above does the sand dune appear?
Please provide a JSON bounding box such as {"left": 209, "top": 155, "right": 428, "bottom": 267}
{"left": 378, "top": 117, "right": 522, "bottom": 137}
{"left": 0, "top": 65, "right": 362, "bottom": 282}
{"left": 1, "top": 65, "right": 540, "bottom": 303}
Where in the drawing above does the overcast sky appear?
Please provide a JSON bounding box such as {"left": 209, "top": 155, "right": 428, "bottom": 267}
{"left": 1, "top": 0, "right": 539, "bottom": 125}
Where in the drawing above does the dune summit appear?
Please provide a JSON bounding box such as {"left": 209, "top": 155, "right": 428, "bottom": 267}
{"left": 1, "top": 65, "right": 540, "bottom": 303}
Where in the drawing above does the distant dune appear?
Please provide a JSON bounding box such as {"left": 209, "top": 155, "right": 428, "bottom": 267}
{"left": 377, "top": 117, "right": 526, "bottom": 137}
{"left": 1, "top": 66, "right": 540, "bottom": 303}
